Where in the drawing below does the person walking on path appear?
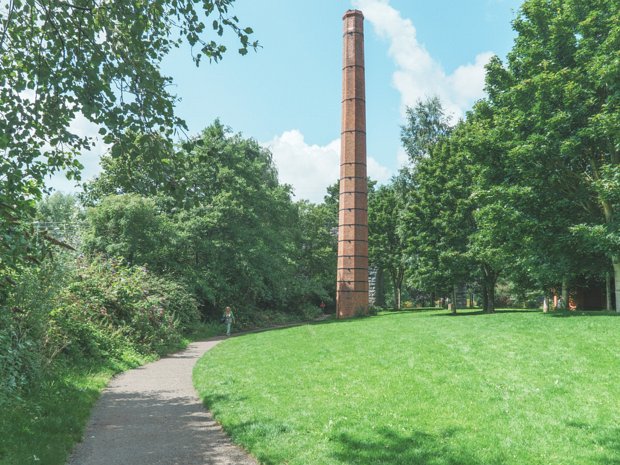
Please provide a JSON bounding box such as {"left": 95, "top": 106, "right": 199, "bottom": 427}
{"left": 223, "top": 306, "right": 235, "bottom": 336}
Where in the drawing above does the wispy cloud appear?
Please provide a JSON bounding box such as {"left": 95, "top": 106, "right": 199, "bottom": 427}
{"left": 264, "top": 130, "right": 390, "bottom": 203}
{"left": 352, "top": 0, "right": 493, "bottom": 119}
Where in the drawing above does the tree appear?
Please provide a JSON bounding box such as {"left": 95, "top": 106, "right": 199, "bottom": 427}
{"left": 84, "top": 121, "right": 303, "bottom": 317}
{"left": 483, "top": 0, "right": 619, "bottom": 308}
{"left": 401, "top": 96, "right": 452, "bottom": 163}
{"left": 294, "top": 200, "right": 338, "bottom": 309}
{"left": 0, "top": 0, "right": 257, "bottom": 290}
{"left": 399, "top": 97, "right": 477, "bottom": 311}
{"left": 401, "top": 132, "right": 479, "bottom": 311}
{"left": 400, "top": 99, "right": 516, "bottom": 313}
{"left": 37, "top": 192, "right": 81, "bottom": 224}
{"left": 82, "top": 194, "right": 179, "bottom": 273}
{"left": 368, "top": 178, "right": 407, "bottom": 309}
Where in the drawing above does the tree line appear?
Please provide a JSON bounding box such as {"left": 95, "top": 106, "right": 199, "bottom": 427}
{"left": 0, "top": 121, "right": 339, "bottom": 412}
{"left": 80, "top": 121, "right": 337, "bottom": 318}
{"left": 369, "top": 0, "right": 619, "bottom": 313}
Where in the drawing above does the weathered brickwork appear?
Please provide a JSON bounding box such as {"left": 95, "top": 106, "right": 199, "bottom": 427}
{"left": 337, "top": 10, "right": 369, "bottom": 318}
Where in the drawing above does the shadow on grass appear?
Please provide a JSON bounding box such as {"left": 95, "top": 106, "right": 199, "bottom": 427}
{"left": 230, "top": 309, "right": 540, "bottom": 338}
{"left": 373, "top": 309, "right": 444, "bottom": 319}
{"left": 379, "top": 308, "right": 442, "bottom": 314}
{"left": 0, "top": 371, "right": 103, "bottom": 465}
{"left": 431, "top": 308, "right": 540, "bottom": 317}
{"left": 332, "top": 426, "right": 504, "bottom": 465}
{"left": 566, "top": 421, "right": 620, "bottom": 465}
{"left": 229, "top": 306, "right": 614, "bottom": 339}
{"left": 548, "top": 310, "right": 620, "bottom": 318}
{"left": 595, "top": 427, "right": 620, "bottom": 465}
{"left": 229, "top": 315, "right": 347, "bottom": 338}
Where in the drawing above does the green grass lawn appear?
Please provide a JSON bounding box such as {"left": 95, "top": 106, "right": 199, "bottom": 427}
{"left": 193, "top": 309, "right": 620, "bottom": 465}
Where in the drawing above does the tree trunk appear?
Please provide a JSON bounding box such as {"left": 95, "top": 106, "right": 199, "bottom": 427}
{"left": 375, "top": 267, "right": 386, "bottom": 308}
{"left": 481, "top": 265, "right": 498, "bottom": 313}
{"left": 590, "top": 157, "right": 620, "bottom": 313}
{"left": 561, "top": 277, "right": 568, "bottom": 309}
{"left": 606, "top": 271, "right": 612, "bottom": 311}
{"left": 452, "top": 285, "right": 458, "bottom": 314}
{"left": 390, "top": 268, "right": 404, "bottom": 310}
{"left": 482, "top": 281, "right": 488, "bottom": 313}
{"left": 392, "top": 276, "right": 401, "bottom": 310}
{"left": 613, "top": 258, "right": 620, "bottom": 313}
{"left": 431, "top": 291, "right": 436, "bottom": 308}
{"left": 486, "top": 283, "right": 496, "bottom": 313}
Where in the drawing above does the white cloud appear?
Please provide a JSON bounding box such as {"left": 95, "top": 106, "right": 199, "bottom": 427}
{"left": 368, "top": 156, "right": 391, "bottom": 184}
{"left": 352, "top": 0, "right": 493, "bottom": 120}
{"left": 448, "top": 52, "right": 495, "bottom": 111}
{"left": 264, "top": 130, "right": 390, "bottom": 204}
{"left": 396, "top": 147, "right": 409, "bottom": 168}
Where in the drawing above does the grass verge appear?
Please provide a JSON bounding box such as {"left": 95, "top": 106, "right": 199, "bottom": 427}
{"left": 0, "top": 326, "right": 223, "bottom": 465}
{"left": 194, "top": 308, "right": 620, "bottom": 465}
{"left": 0, "top": 349, "right": 155, "bottom": 465}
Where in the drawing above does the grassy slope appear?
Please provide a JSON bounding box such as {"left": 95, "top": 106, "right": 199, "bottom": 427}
{"left": 194, "top": 310, "right": 620, "bottom": 465}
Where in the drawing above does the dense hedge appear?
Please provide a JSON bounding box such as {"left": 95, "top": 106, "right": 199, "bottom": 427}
{"left": 0, "top": 254, "right": 198, "bottom": 405}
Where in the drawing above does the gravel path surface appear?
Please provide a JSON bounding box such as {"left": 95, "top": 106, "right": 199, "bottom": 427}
{"left": 66, "top": 338, "right": 258, "bottom": 465}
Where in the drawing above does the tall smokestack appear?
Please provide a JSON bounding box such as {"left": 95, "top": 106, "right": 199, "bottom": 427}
{"left": 337, "top": 10, "right": 368, "bottom": 318}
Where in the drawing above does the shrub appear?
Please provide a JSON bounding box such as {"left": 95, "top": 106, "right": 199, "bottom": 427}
{"left": 0, "top": 254, "right": 199, "bottom": 405}
{"left": 297, "top": 303, "right": 323, "bottom": 320}
{"left": 55, "top": 257, "right": 199, "bottom": 357}
{"left": 0, "top": 258, "right": 71, "bottom": 403}
{"left": 0, "top": 311, "right": 41, "bottom": 403}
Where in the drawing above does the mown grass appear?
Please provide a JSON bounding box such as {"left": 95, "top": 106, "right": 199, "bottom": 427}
{"left": 194, "top": 309, "right": 620, "bottom": 465}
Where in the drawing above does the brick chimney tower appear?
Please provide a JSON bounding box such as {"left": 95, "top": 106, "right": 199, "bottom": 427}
{"left": 337, "top": 10, "right": 368, "bottom": 318}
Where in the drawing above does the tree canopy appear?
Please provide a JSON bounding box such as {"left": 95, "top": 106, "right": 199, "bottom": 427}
{"left": 380, "top": 0, "right": 619, "bottom": 311}
{"left": 0, "top": 0, "right": 257, "bottom": 287}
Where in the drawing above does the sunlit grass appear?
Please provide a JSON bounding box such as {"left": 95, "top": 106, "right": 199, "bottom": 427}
{"left": 194, "top": 309, "right": 620, "bottom": 465}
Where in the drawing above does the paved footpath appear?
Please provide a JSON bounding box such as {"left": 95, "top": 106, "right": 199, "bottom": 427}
{"left": 67, "top": 338, "right": 258, "bottom": 465}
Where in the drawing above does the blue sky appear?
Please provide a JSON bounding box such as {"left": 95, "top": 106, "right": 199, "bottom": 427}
{"left": 51, "top": 0, "right": 523, "bottom": 203}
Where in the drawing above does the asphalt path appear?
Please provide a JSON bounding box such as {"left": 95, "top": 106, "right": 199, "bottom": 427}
{"left": 66, "top": 338, "right": 258, "bottom": 465}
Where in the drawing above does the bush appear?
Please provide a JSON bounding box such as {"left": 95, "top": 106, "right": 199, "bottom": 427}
{"left": 0, "top": 311, "right": 41, "bottom": 403}
{"left": 0, "top": 259, "right": 71, "bottom": 403}
{"left": 297, "top": 303, "right": 323, "bottom": 320}
{"left": 0, "top": 254, "right": 199, "bottom": 406}
{"left": 55, "top": 257, "right": 199, "bottom": 357}
{"left": 229, "top": 304, "right": 323, "bottom": 332}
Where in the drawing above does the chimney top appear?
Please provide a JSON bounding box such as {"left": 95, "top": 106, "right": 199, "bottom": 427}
{"left": 343, "top": 9, "right": 364, "bottom": 20}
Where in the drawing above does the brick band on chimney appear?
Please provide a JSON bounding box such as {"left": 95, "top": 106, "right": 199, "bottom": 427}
{"left": 337, "top": 10, "right": 369, "bottom": 318}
